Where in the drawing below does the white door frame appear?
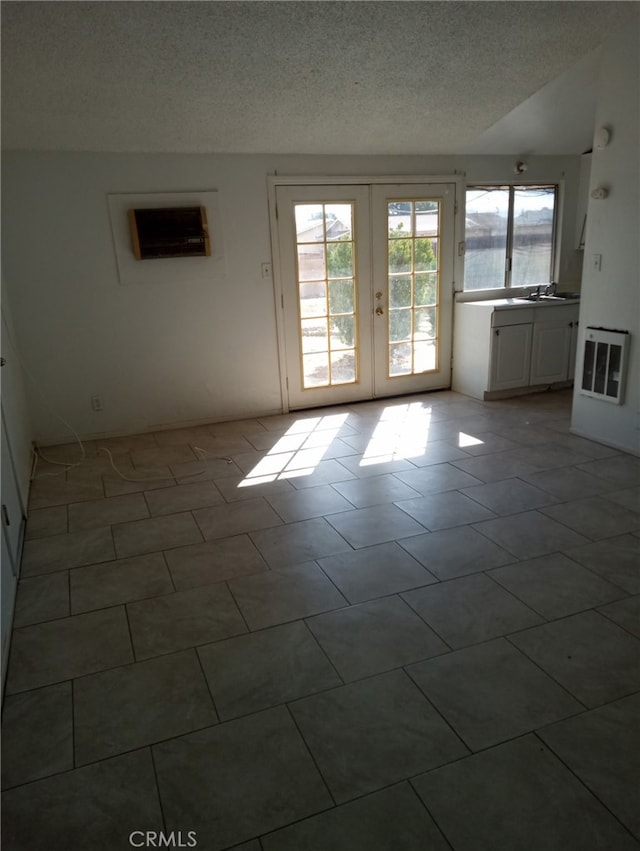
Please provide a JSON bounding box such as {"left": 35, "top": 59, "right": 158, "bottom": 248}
{"left": 267, "top": 174, "right": 465, "bottom": 413}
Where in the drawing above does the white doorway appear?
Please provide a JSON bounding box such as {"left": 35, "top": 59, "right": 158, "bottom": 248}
{"left": 271, "top": 178, "right": 459, "bottom": 410}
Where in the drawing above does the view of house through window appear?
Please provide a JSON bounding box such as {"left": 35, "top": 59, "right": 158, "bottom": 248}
{"left": 386, "top": 199, "right": 440, "bottom": 376}
{"left": 295, "top": 202, "right": 358, "bottom": 388}
{"left": 464, "top": 185, "right": 557, "bottom": 290}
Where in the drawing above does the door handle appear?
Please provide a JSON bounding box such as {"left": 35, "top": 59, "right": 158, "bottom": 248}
{"left": 375, "top": 306, "right": 384, "bottom": 316}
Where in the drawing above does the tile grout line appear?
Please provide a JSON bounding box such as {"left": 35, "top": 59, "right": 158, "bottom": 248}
{"left": 502, "top": 628, "right": 591, "bottom": 711}
{"left": 283, "top": 702, "right": 338, "bottom": 809}
{"left": 595, "top": 605, "right": 640, "bottom": 641}
{"left": 148, "top": 745, "right": 169, "bottom": 836}
{"left": 193, "top": 647, "right": 221, "bottom": 725}
{"left": 70, "top": 677, "right": 77, "bottom": 771}
{"left": 404, "top": 778, "right": 456, "bottom": 851}
{"left": 223, "top": 580, "right": 253, "bottom": 635}
{"left": 531, "top": 729, "right": 640, "bottom": 846}
{"left": 559, "top": 546, "right": 639, "bottom": 596}
{"left": 398, "top": 592, "right": 456, "bottom": 653}
{"left": 299, "top": 617, "right": 346, "bottom": 688}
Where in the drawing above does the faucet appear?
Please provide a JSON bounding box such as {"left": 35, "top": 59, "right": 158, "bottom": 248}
{"left": 526, "top": 285, "right": 542, "bottom": 300}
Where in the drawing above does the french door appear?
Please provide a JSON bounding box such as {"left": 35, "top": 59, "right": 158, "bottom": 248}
{"left": 274, "top": 181, "right": 456, "bottom": 409}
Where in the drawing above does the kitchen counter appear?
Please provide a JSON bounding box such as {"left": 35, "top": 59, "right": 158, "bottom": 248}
{"left": 462, "top": 296, "right": 580, "bottom": 310}
{"left": 452, "top": 297, "right": 580, "bottom": 399}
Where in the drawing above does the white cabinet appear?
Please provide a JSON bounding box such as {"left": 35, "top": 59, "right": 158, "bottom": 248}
{"left": 1, "top": 301, "right": 32, "bottom": 695}
{"left": 452, "top": 299, "right": 580, "bottom": 400}
{"left": 2, "top": 410, "right": 26, "bottom": 571}
{"left": 1, "top": 406, "right": 25, "bottom": 689}
{"left": 529, "top": 305, "right": 580, "bottom": 386}
{"left": 1, "top": 528, "right": 16, "bottom": 686}
{"left": 530, "top": 319, "right": 573, "bottom": 384}
{"left": 490, "top": 323, "right": 533, "bottom": 390}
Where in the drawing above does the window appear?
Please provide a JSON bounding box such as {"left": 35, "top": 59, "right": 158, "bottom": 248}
{"left": 464, "top": 185, "right": 557, "bottom": 291}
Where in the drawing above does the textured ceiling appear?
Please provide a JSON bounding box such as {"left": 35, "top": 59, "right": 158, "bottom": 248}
{"left": 1, "top": 1, "right": 635, "bottom": 155}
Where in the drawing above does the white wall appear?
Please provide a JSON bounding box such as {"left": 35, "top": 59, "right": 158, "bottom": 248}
{"left": 571, "top": 16, "right": 640, "bottom": 455}
{"left": 1, "top": 152, "right": 582, "bottom": 444}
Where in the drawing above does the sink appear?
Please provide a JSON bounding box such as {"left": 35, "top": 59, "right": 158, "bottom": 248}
{"left": 516, "top": 293, "right": 580, "bottom": 304}
{"left": 517, "top": 295, "right": 567, "bottom": 303}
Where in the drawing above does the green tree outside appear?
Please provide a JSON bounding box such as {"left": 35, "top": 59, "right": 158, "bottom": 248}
{"left": 325, "top": 222, "right": 437, "bottom": 347}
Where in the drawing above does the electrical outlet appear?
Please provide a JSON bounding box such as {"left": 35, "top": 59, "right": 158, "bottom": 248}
{"left": 592, "top": 253, "right": 602, "bottom": 272}
{"left": 261, "top": 262, "right": 272, "bottom": 279}
{"left": 91, "top": 395, "right": 104, "bottom": 412}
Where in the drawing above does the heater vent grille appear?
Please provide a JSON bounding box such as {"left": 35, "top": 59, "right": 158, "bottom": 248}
{"left": 581, "top": 326, "right": 629, "bottom": 405}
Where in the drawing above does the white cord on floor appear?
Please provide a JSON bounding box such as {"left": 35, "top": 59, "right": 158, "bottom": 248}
{"left": 97, "top": 444, "right": 233, "bottom": 484}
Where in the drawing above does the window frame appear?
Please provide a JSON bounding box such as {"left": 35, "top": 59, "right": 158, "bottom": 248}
{"left": 463, "top": 183, "right": 559, "bottom": 292}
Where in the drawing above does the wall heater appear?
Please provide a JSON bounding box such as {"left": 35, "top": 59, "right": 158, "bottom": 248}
{"left": 581, "top": 326, "right": 630, "bottom": 405}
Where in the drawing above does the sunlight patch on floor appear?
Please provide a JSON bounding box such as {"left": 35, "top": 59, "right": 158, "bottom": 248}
{"left": 457, "top": 431, "right": 484, "bottom": 448}
{"left": 239, "top": 413, "right": 350, "bottom": 487}
{"left": 361, "top": 402, "right": 432, "bottom": 465}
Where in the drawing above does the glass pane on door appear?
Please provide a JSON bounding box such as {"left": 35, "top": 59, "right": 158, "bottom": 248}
{"left": 295, "top": 203, "right": 358, "bottom": 389}
{"left": 387, "top": 200, "right": 440, "bottom": 377}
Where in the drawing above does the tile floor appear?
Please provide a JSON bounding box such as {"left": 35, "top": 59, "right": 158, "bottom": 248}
{"left": 2, "top": 389, "right": 640, "bottom": 850}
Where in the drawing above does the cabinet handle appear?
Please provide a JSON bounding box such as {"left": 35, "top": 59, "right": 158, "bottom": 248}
{"left": 495, "top": 329, "right": 500, "bottom": 336}
{"left": 2, "top": 505, "right": 10, "bottom": 527}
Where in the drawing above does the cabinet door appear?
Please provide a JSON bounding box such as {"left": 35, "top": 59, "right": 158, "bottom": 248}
{"left": 530, "top": 320, "right": 572, "bottom": 385}
{"left": 1, "top": 414, "right": 23, "bottom": 691}
{"left": 2, "top": 525, "right": 17, "bottom": 689}
{"left": 1, "top": 412, "right": 25, "bottom": 572}
{"left": 490, "top": 324, "right": 533, "bottom": 390}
